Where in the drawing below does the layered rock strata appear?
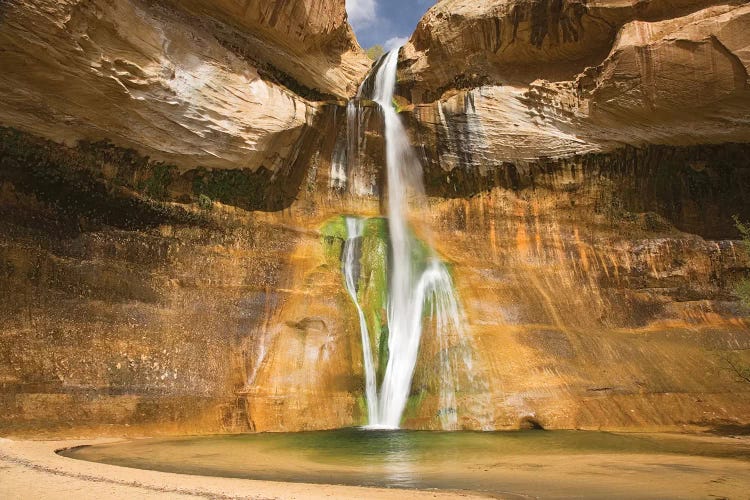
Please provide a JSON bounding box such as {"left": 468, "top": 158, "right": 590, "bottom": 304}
{"left": 401, "top": 0, "right": 745, "bottom": 101}
{"left": 0, "top": 0, "right": 368, "bottom": 173}
{"left": 402, "top": 3, "right": 750, "bottom": 167}
{"left": 167, "top": 0, "right": 370, "bottom": 98}
{"left": 4, "top": 123, "right": 748, "bottom": 433}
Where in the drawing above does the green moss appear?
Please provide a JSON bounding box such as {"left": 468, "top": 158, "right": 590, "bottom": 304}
{"left": 359, "top": 218, "right": 390, "bottom": 384}
{"left": 737, "top": 279, "right": 750, "bottom": 307}
{"left": 320, "top": 216, "right": 347, "bottom": 264}
{"left": 198, "top": 194, "right": 213, "bottom": 211}
{"left": 401, "top": 388, "right": 427, "bottom": 422}
{"left": 321, "top": 216, "right": 348, "bottom": 240}
{"left": 354, "top": 395, "right": 368, "bottom": 425}
{"left": 734, "top": 215, "right": 750, "bottom": 248}
{"left": 376, "top": 319, "right": 389, "bottom": 387}
{"left": 392, "top": 98, "right": 402, "bottom": 113}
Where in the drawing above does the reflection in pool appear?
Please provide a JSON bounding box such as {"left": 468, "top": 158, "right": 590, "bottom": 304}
{"left": 60, "top": 428, "right": 750, "bottom": 498}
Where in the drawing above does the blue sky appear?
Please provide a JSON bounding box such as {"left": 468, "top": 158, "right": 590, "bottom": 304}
{"left": 346, "top": 0, "right": 436, "bottom": 50}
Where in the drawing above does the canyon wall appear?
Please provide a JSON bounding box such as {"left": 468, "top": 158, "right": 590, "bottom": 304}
{"left": 1, "top": 0, "right": 749, "bottom": 435}
{"left": 0, "top": 0, "right": 369, "bottom": 171}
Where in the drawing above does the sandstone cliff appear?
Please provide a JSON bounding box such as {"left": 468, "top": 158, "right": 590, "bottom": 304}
{"left": 401, "top": 0, "right": 742, "bottom": 100}
{"left": 0, "top": 0, "right": 369, "bottom": 172}
{"left": 168, "top": 0, "right": 370, "bottom": 98}
{"left": 0, "top": 0, "right": 749, "bottom": 435}
{"left": 407, "top": 3, "right": 750, "bottom": 192}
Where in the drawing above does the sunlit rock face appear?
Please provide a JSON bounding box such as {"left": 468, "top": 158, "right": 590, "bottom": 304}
{"left": 0, "top": 0, "right": 368, "bottom": 172}
{"left": 400, "top": 0, "right": 738, "bottom": 101}
{"left": 229, "top": 139, "right": 750, "bottom": 432}
{"left": 3, "top": 125, "right": 749, "bottom": 433}
{"left": 406, "top": 2, "right": 750, "bottom": 234}
{"left": 168, "top": 0, "right": 371, "bottom": 98}
{"left": 583, "top": 4, "right": 750, "bottom": 144}
{"left": 378, "top": 0, "right": 750, "bottom": 431}
{"left": 405, "top": 3, "right": 750, "bottom": 162}
{"left": 418, "top": 164, "right": 750, "bottom": 430}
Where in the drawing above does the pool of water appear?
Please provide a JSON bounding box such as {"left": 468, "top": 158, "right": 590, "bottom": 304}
{"left": 60, "top": 428, "right": 750, "bottom": 498}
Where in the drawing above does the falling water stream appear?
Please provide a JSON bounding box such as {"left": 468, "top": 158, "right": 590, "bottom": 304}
{"left": 339, "top": 48, "right": 479, "bottom": 429}
{"left": 372, "top": 48, "right": 424, "bottom": 429}
{"left": 341, "top": 217, "right": 379, "bottom": 424}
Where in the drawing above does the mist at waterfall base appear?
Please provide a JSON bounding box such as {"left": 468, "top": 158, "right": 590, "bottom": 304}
{"left": 337, "top": 48, "right": 487, "bottom": 429}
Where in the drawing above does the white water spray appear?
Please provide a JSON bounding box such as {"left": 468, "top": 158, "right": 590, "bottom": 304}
{"left": 342, "top": 217, "right": 379, "bottom": 424}
{"left": 329, "top": 91, "right": 374, "bottom": 196}
{"left": 339, "top": 47, "right": 486, "bottom": 429}
{"left": 369, "top": 49, "right": 426, "bottom": 428}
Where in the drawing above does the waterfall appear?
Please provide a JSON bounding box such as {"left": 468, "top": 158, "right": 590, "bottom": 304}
{"left": 346, "top": 100, "right": 359, "bottom": 180}
{"left": 330, "top": 139, "right": 347, "bottom": 190}
{"left": 422, "top": 260, "right": 462, "bottom": 430}
{"left": 368, "top": 48, "right": 425, "bottom": 428}
{"left": 339, "top": 47, "right": 482, "bottom": 429}
{"left": 342, "top": 217, "right": 379, "bottom": 424}
{"left": 329, "top": 93, "right": 373, "bottom": 196}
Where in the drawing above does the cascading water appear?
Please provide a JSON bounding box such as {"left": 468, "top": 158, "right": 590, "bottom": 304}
{"left": 339, "top": 47, "right": 486, "bottom": 429}
{"left": 346, "top": 100, "right": 359, "bottom": 183}
{"left": 370, "top": 48, "right": 428, "bottom": 428}
{"left": 329, "top": 86, "right": 373, "bottom": 196}
{"left": 342, "top": 217, "right": 379, "bottom": 424}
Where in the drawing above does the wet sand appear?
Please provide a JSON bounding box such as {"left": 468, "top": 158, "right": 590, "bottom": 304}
{"left": 0, "top": 438, "right": 486, "bottom": 500}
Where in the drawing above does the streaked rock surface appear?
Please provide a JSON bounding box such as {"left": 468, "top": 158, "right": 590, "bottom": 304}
{"left": 400, "top": 0, "right": 739, "bottom": 100}
{"left": 0, "top": 0, "right": 369, "bottom": 172}
{"left": 169, "top": 0, "right": 371, "bottom": 98}
{"left": 0, "top": 0, "right": 748, "bottom": 435}
{"left": 409, "top": 3, "right": 750, "bottom": 170}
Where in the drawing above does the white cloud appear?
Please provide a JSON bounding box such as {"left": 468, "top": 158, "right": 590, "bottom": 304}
{"left": 383, "top": 36, "right": 408, "bottom": 51}
{"left": 346, "top": 0, "right": 377, "bottom": 28}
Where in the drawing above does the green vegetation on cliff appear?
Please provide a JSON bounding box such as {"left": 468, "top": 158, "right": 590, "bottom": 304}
{"left": 0, "top": 127, "right": 198, "bottom": 230}
{"left": 735, "top": 216, "right": 750, "bottom": 307}
{"left": 360, "top": 218, "right": 390, "bottom": 384}
{"left": 192, "top": 168, "right": 268, "bottom": 208}
{"left": 320, "top": 216, "right": 347, "bottom": 264}
{"left": 141, "top": 164, "right": 176, "bottom": 200}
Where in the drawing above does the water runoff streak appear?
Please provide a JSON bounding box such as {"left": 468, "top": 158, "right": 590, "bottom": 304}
{"left": 341, "top": 217, "right": 379, "bottom": 424}
{"left": 341, "top": 47, "right": 482, "bottom": 429}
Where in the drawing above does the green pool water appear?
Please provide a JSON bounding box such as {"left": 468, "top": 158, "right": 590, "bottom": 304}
{"left": 60, "top": 428, "right": 750, "bottom": 498}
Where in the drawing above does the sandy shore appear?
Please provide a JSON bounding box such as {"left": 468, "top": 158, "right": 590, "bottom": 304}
{"left": 0, "top": 438, "right": 489, "bottom": 499}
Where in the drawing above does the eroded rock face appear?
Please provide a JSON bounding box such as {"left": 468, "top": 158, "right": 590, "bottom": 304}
{"left": 3, "top": 122, "right": 748, "bottom": 434}
{"left": 168, "top": 0, "right": 371, "bottom": 98}
{"left": 409, "top": 182, "right": 750, "bottom": 430}
{"left": 401, "top": 0, "right": 737, "bottom": 102}
{"left": 0, "top": 0, "right": 749, "bottom": 435}
{"left": 407, "top": 2, "right": 750, "bottom": 180}
{"left": 0, "top": 0, "right": 369, "bottom": 173}
{"left": 582, "top": 4, "right": 750, "bottom": 140}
